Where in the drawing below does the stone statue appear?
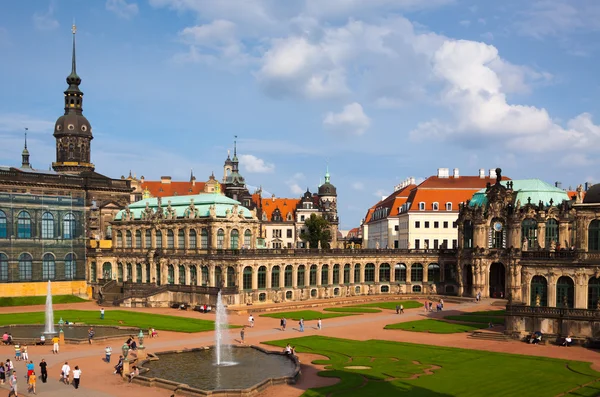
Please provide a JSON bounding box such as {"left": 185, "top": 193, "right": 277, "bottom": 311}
{"left": 522, "top": 238, "right": 528, "bottom": 251}
{"left": 396, "top": 284, "right": 401, "bottom": 294}
{"left": 596, "top": 299, "right": 600, "bottom": 311}
{"left": 562, "top": 294, "right": 568, "bottom": 308}
{"left": 535, "top": 293, "right": 541, "bottom": 307}
{"left": 576, "top": 184, "right": 584, "bottom": 204}
{"left": 246, "top": 292, "right": 253, "bottom": 305}
{"left": 429, "top": 283, "right": 437, "bottom": 294}
{"left": 375, "top": 241, "right": 380, "bottom": 250}
{"left": 300, "top": 289, "right": 305, "bottom": 300}
{"left": 367, "top": 284, "right": 373, "bottom": 295}
{"left": 232, "top": 204, "right": 238, "bottom": 215}
{"left": 424, "top": 241, "right": 429, "bottom": 249}
{"left": 549, "top": 240, "right": 556, "bottom": 252}
{"left": 209, "top": 205, "right": 216, "bottom": 218}
{"left": 325, "top": 288, "right": 330, "bottom": 298}
{"left": 346, "top": 286, "right": 350, "bottom": 297}
{"left": 125, "top": 205, "right": 131, "bottom": 220}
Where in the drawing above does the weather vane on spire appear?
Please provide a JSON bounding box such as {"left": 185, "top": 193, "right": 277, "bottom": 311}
{"left": 72, "top": 22, "right": 77, "bottom": 35}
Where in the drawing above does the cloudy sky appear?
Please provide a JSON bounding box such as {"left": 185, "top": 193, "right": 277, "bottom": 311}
{"left": 1, "top": 0, "right": 599, "bottom": 229}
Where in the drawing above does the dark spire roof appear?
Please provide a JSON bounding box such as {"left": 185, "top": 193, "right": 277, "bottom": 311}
{"left": 232, "top": 135, "right": 239, "bottom": 162}
{"left": 21, "top": 129, "right": 31, "bottom": 169}
{"left": 66, "top": 24, "right": 82, "bottom": 94}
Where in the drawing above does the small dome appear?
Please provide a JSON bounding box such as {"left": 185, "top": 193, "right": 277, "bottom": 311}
{"left": 583, "top": 184, "right": 600, "bottom": 204}
{"left": 54, "top": 114, "right": 92, "bottom": 138}
{"left": 318, "top": 182, "right": 337, "bottom": 196}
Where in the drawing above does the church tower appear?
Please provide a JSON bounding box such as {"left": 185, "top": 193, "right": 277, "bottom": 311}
{"left": 52, "top": 24, "right": 95, "bottom": 174}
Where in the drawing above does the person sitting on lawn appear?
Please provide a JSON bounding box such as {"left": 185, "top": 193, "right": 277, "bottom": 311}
{"left": 562, "top": 336, "right": 573, "bottom": 347}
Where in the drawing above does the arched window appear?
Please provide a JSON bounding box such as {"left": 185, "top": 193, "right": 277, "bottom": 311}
{"left": 0, "top": 210, "right": 7, "bottom": 238}
{"left": 146, "top": 263, "right": 150, "bottom": 283}
{"left": 589, "top": 220, "right": 600, "bottom": 251}
{"left": 321, "top": 265, "right": 329, "bottom": 285}
{"left": 201, "top": 229, "right": 208, "bottom": 249}
{"left": 190, "top": 265, "right": 197, "bottom": 285}
{"left": 126, "top": 231, "right": 132, "bottom": 248}
{"left": 364, "top": 263, "right": 375, "bottom": 282}
{"left": 428, "top": 263, "right": 440, "bottom": 283}
{"left": 167, "top": 265, "right": 175, "bottom": 285}
{"left": 354, "top": 264, "right": 361, "bottom": 283}
{"left": 145, "top": 230, "right": 151, "bottom": 248}
{"left": 258, "top": 266, "right": 267, "bottom": 289}
{"left": 444, "top": 263, "right": 457, "bottom": 282}
{"left": 271, "top": 266, "right": 280, "bottom": 288}
{"left": 116, "top": 231, "right": 123, "bottom": 248}
{"left": 243, "top": 266, "right": 253, "bottom": 290}
{"left": 136, "top": 263, "right": 142, "bottom": 283}
{"left": 217, "top": 229, "right": 224, "bottom": 249}
{"left": 179, "top": 265, "right": 186, "bottom": 285}
{"left": 17, "top": 211, "right": 31, "bottom": 238}
{"left": 19, "top": 253, "right": 32, "bottom": 281}
{"left": 227, "top": 266, "right": 235, "bottom": 287}
{"left": 588, "top": 277, "right": 600, "bottom": 309}
{"left": 178, "top": 229, "right": 185, "bottom": 249}
{"left": 231, "top": 229, "right": 239, "bottom": 249}
{"left": 167, "top": 230, "right": 174, "bottom": 249}
{"left": 545, "top": 219, "right": 559, "bottom": 249}
{"left": 463, "top": 220, "right": 473, "bottom": 249}
{"left": 126, "top": 263, "right": 132, "bottom": 281}
{"left": 63, "top": 213, "right": 76, "bottom": 239}
{"left": 156, "top": 265, "right": 161, "bottom": 286}
{"left": 102, "top": 262, "right": 112, "bottom": 279}
{"left": 379, "top": 263, "right": 390, "bottom": 282}
{"left": 411, "top": 263, "right": 423, "bottom": 282}
{"left": 530, "top": 275, "right": 547, "bottom": 307}
{"left": 395, "top": 264, "right": 407, "bottom": 282}
{"left": 135, "top": 230, "right": 142, "bottom": 248}
{"left": 90, "top": 261, "right": 96, "bottom": 282}
{"left": 117, "top": 262, "right": 123, "bottom": 282}
{"left": 215, "top": 266, "right": 222, "bottom": 287}
{"left": 556, "top": 276, "right": 574, "bottom": 308}
{"left": 521, "top": 219, "right": 537, "bottom": 250}
{"left": 285, "top": 265, "right": 293, "bottom": 287}
{"left": 155, "top": 230, "right": 162, "bottom": 249}
{"left": 489, "top": 218, "right": 505, "bottom": 249}
{"left": 42, "top": 212, "right": 54, "bottom": 239}
{"left": 189, "top": 229, "right": 197, "bottom": 249}
{"left": 244, "top": 229, "right": 252, "bottom": 248}
{"left": 333, "top": 264, "right": 340, "bottom": 284}
{"left": 201, "top": 266, "right": 209, "bottom": 286}
{"left": 309, "top": 265, "right": 318, "bottom": 286}
{"left": 0, "top": 253, "right": 9, "bottom": 281}
{"left": 412, "top": 285, "right": 422, "bottom": 293}
{"left": 42, "top": 253, "right": 55, "bottom": 280}
{"left": 297, "top": 265, "right": 305, "bottom": 286}
{"left": 343, "top": 264, "right": 350, "bottom": 284}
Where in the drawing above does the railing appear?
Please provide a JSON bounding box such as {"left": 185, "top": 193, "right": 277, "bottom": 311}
{"left": 506, "top": 304, "right": 600, "bottom": 319}
{"left": 520, "top": 251, "right": 578, "bottom": 260}
{"left": 112, "top": 284, "right": 238, "bottom": 305}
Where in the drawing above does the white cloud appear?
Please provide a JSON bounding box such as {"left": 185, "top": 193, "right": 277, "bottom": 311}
{"left": 352, "top": 181, "right": 364, "bottom": 190}
{"left": 239, "top": 154, "right": 275, "bottom": 173}
{"left": 285, "top": 172, "right": 306, "bottom": 195}
{"left": 323, "top": 103, "right": 371, "bottom": 135}
{"left": 0, "top": 114, "right": 54, "bottom": 133}
{"left": 106, "top": 0, "right": 139, "bottom": 19}
{"left": 32, "top": 6, "right": 59, "bottom": 31}
{"left": 459, "top": 20, "right": 471, "bottom": 27}
{"left": 515, "top": 0, "right": 600, "bottom": 38}
{"left": 374, "top": 189, "right": 387, "bottom": 199}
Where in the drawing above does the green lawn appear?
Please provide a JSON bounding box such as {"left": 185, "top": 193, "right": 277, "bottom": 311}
{"left": 0, "top": 310, "right": 220, "bottom": 333}
{"left": 0, "top": 295, "right": 87, "bottom": 307}
{"left": 462, "top": 310, "right": 505, "bottom": 316}
{"left": 444, "top": 315, "right": 505, "bottom": 325}
{"left": 350, "top": 300, "right": 423, "bottom": 310}
{"left": 385, "top": 319, "right": 486, "bottom": 334}
{"left": 324, "top": 307, "right": 382, "bottom": 314}
{"left": 263, "top": 336, "right": 600, "bottom": 397}
{"left": 260, "top": 310, "right": 355, "bottom": 321}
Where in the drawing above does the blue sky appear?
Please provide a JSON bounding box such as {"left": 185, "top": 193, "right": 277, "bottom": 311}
{"left": 1, "top": 0, "right": 599, "bottom": 230}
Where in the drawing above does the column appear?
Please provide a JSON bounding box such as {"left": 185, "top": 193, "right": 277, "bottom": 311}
{"left": 548, "top": 278, "right": 557, "bottom": 308}
{"left": 160, "top": 262, "right": 167, "bottom": 285}
{"left": 150, "top": 261, "right": 156, "bottom": 284}
{"left": 252, "top": 265, "right": 258, "bottom": 290}
{"left": 559, "top": 221, "right": 570, "bottom": 248}
{"left": 350, "top": 264, "right": 355, "bottom": 284}
{"left": 185, "top": 265, "right": 191, "bottom": 286}
{"left": 537, "top": 223, "right": 546, "bottom": 249}
{"left": 140, "top": 263, "right": 146, "bottom": 284}
{"left": 390, "top": 264, "right": 396, "bottom": 283}
{"left": 238, "top": 265, "right": 244, "bottom": 290}
{"left": 317, "top": 266, "right": 322, "bottom": 286}
{"left": 576, "top": 278, "right": 587, "bottom": 309}
{"left": 211, "top": 227, "right": 218, "bottom": 249}
{"left": 209, "top": 264, "right": 215, "bottom": 287}
{"left": 406, "top": 264, "right": 412, "bottom": 283}
{"left": 328, "top": 264, "right": 334, "bottom": 285}
{"left": 375, "top": 263, "right": 380, "bottom": 283}
{"left": 292, "top": 264, "right": 298, "bottom": 288}
{"left": 266, "top": 265, "right": 272, "bottom": 290}
{"left": 423, "top": 264, "right": 428, "bottom": 283}
{"left": 280, "top": 264, "right": 285, "bottom": 288}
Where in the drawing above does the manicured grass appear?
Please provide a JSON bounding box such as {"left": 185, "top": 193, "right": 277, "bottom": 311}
{"left": 263, "top": 336, "right": 600, "bottom": 397}
{"left": 444, "top": 315, "right": 505, "bottom": 325}
{"left": 463, "top": 310, "right": 505, "bottom": 316}
{"left": 351, "top": 300, "right": 423, "bottom": 310}
{"left": 0, "top": 310, "right": 221, "bottom": 333}
{"left": 324, "top": 307, "right": 382, "bottom": 314}
{"left": 0, "top": 295, "right": 87, "bottom": 307}
{"left": 385, "top": 319, "right": 486, "bottom": 334}
{"left": 260, "top": 310, "right": 355, "bottom": 321}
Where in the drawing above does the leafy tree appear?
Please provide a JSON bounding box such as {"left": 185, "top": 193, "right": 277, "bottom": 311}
{"left": 300, "top": 214, "right": 332, "bottom": 249}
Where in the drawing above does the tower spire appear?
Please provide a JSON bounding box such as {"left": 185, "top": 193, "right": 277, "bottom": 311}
{"left": 21, "top": 128, "right": 31, "bottom": 169}
{"left": 71, "top": 22, "right": 77, "bottom": 76}
{"left": 233, "top": 135, "right": 238, "bottom": 158}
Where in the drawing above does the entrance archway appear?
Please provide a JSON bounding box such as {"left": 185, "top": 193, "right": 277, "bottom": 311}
{"left": 464, "top": 265, "right": 473, "bottom": 296}
{"left": 489, "top": 262, "right": 505, "bottom": 298}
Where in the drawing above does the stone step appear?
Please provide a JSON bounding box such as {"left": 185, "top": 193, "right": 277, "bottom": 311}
{"left": 469, "top": 331, "right": 512, "bottom": 342}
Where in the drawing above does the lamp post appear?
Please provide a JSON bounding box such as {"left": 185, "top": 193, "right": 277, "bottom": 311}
{"left": 58, "top": 318, "right": 65, "bottom": 333}
{"left": 121, "top": 342, "right": 131, "bottom": 380}
{"left": 58, "top": 317, "right": 65, "bottom": 344}
{"left": 122, "top": 342, "right": 130, "bottom": 359}
{"left": 138, "top": 329, "right": 145, "bottom": 347}
{"left": 137, "top": 329, "right": 147, "bottom": 360}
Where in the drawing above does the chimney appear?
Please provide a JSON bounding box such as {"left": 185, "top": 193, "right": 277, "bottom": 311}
{"left": 140, "top": 176, "right": 144, "bottom": 183}
{"left": 453, "top": 168, "right": 459, "bottom": 178}
{"left": 585, "top": 182, "right": 592, "bottom": 191}
{"left": 272, "top": 194, "right": 276, "bottom": 202}
{"left": 555, "top": 181, "right": 562, "bottom": 189}
{"left": 479, "top": 168, "right": 485, "bottom": 178}
{"left": 437, "top": 168, "right": 449, "bottom": 178}
{"left": 161, "top": 176, "right": 172, "bottom": 184}
{"left": 410, "top": 177, "right": 415, "bottom": 185}
{"left": 489, "top": 168, "right": 497, "bottom": 179}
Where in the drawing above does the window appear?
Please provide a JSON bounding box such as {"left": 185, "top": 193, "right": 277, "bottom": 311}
{"left": 17, "top": 211, "right": 31, "bottom": 238}
{"left": 231, "top": 229, "right": 239, "bottom": 249}
{"left": 433, "top": 239, "right": 439, "bottom": 249}
{"left": 244, "top": 229, "right": 252, "bottom": 248}
{"left": 428, "top": 263, "right": 440, "bottom": 282}
{"left": 453, "top": 222, "right": 458, "bottom": 228}
{"left": 394, "top": 225, "right": 399, "bottom": 231}
{"left": 424, "top": 221, "right": 430, "bottom": 228}
{"left": 308, "top": 265, "right": 318, "bottom": 285}
{"left": 63, "top": 213, "right": 76, "bottom": 239}
{"left": 354, "top": 264, "right": 361, "bottom": 283}
{"left": 452, "top": 239, "right": 458, "bottom": 249}
{"left": 424, "top": 239, "right": 429, "bottom": 249}
{"left": 127, "top": 263, "right": 132, "bottom": 281}
{"left": 65, "top": 253, "right": 76, "bottom": 279}
{"left": 545, "top": 219, "right": 559, "bottom": 249}
{"left": 379, "top": 263, "right": 390, "bottom": 282}
{"left": 178, "top": 229, "right": 185, "bottom": 249}
{"left": 321, "top": 265, "right": 329, "bottom": 285}
{"left": 443, "top": 239, "right": 448, "bottom": 248}
{"left": 258, "top": 266, "right": 267, "bottom": 289}
{"left": 395, "top": 264, "right": 407, "bottom": 282}
{"left": 217, "top": 229, "right": 224, "bottom": 249}
{"left": 286, "top": 229, "right": 293, "bottom": 238}
{"left": 227, "top": 266, "right": 235, "bottom": 287}
{"left": 42, "top": 212, "right": 54, "bottom": 239}
{"left": 364, "top": 264, "right": 375, "bottom": 282}
{"left": 136, "top": 263, "right": 142, "bottom": 283}
{"left": 42, "top": 253, "right": 55, "bottom": 280}
{"left": 297, "top": 265, "right": 305, "bottom": 286}
{"left": 201, "top": 229, "right": 208, "bottom": 249}
{"left": 167, "top": 265, "right": 175, "bottom": 284}
{"left": 446, "top": 202, "right": 452, "bottom": 211}
{"left": 179, "top": 265, "right": 186, "bottom": 285}
{"left": 135, "top": 230, "right": 141, "bottom": 248}
{"left": 463, "top": 220, "right": 473, "bottom": 248}
{"left": 412, "top": 285, "right": 422, "bottom": 293}
{"left": 0, "top": 253, "right": 8, "bottom": 281}
{"left": 333, "top": 264, "right": 340, "bottom": 284}
{"left": 443, "top": 221, "right": 448, "bottom": 228}
{"left": 271, "top": 266, "right": 280, "bottom": 288}
{"left": 189, "top": 229, "right": 197, "bottom": 249}
{"left": 590, "top": 220, "right": 600, "bottom": 251}
{"left": 126, "top": 231, "right": 132, "bottom": 248}
{"left": 145, "top": 230, "right": 151, "bottom": 248}
{"left": 432, "top": 202, "right": 439, "bottom": 211}
{"left": 201, "top": 266, "right": 209, "bottom": 286}
{"left": 411, "top": 263, "right": 423, "bottom": 282}
{"left": 521, "top": 219, "right": 537, "bottom": 249}
{"left": 415, "top": 221, "right": 420, "bottom": 228}
{"left": 434, "top": 221, "right": 439, "bottom": 228}
{"left": 167, "top": 230, "right": 174, "bottom": 249}
{"left": 285, "top": 265, "right": 293, "bottom": 287}
{"left": 18, "top": 253, "right": 32, "bottom": 281}
{"left": 414, "top": 239, "right": 420, "bottom": 249}
{"left": 273, "top": 229, "right": 282, "bottom": 238}
{"left": 0, "top": 211, "right": 6, "bottom": 238}
{"left": 155, "top": 230, "right": 162, "bottom": 248}
{"left": 116, "top": 231, "right": 123, "bottom": 248}
{"left": 343, "top": 264, "right": 350, "bottom": 284}
{"left": 300, "top": 215, "right": 305, "bottom": 221}
{"left": 419, "top": 202, "right": 425, "bottom": 211}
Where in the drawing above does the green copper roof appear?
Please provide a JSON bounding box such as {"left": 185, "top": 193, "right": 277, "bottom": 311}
{"left": 115, "top": 192, "right": 254, "bottom": 220}
{"left": 469, "top": 179, "right": 570, "bottom": 207}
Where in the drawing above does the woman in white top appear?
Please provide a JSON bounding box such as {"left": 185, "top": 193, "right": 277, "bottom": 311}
{"left": 72, "top": 366, "right": 82, "bottom": 389}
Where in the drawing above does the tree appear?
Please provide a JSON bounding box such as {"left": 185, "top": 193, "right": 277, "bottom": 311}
{"left": 300, "top": 214, "right": 332, "bottom": 249}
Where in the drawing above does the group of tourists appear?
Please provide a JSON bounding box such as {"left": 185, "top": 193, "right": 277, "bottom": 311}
{"left": 0, "top": 355, "right": 53, "bottom": 395}
{"left": 423, "top": 299, "right": 444, "bottom": 312}
{"left": 60, "top": 361, "right": 83, "bottom": 389}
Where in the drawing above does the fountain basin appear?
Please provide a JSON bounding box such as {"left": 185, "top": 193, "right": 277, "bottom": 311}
{"left": 137, "top": 345, "right": 300, "bottom": 396}
{"left": 1, "top": 325, "right": 140, "bottom": 344}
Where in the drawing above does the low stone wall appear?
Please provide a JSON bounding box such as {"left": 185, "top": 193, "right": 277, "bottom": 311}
{"left": 134, "top": 345, "right": 300, "bottom": 397}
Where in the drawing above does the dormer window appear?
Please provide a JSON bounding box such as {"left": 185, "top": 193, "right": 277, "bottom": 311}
{"left": 432, "top": 202, "right": 439, "bottom": 211}
{"left": 446, "top": 202, "right": 452, "bottom": 211}
{"left": 286, "top": 213, "right": 293, "bottom": 221}
{"left": 419, "top": 202, "right": 425, "bottom": 211}
{"left": 262, "top": 213, "right": 267, "bottom": 221}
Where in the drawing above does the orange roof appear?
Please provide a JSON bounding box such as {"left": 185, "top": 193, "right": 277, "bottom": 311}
{"left": 366, "top": 184, "right": 415, "bottom": 224}
{"left": 261, "top": 198, "right": 301, "bottom": 221}
{"left": 347, "top": 227, "right": 360, "bottom": 238}
{"left": 566, "top": 191, "right": 584, "bottom": 201}
{"left": 140, "top": 181, "right": 206, "bottom": 197}
{"left": 407, "top": 175, "right": 510, "bottom": 212}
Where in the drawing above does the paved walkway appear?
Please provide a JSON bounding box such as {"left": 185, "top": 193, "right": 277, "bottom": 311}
{"left": 0, "top": 299, "right": 597, "bottom": 397}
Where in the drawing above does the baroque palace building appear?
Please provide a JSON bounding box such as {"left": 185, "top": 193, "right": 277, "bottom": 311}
{"left": 0, "top": 26, "right": 131, "bottom": 298}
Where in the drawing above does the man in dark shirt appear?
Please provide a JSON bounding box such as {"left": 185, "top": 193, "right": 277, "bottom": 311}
{"left": 39, "top": 359, "right": 48, "bottom": 383}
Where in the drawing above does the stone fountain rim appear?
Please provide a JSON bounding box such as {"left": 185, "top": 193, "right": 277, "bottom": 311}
{"left": 135, "top": 344, "right": 301, "bottom": 396}
{"left": 0, "top": 324, "right": 141, "bottom": 344}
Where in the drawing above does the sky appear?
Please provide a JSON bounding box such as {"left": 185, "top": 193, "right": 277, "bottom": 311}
{"left": 0, "top": 0, "right": 599, "bottom": 230}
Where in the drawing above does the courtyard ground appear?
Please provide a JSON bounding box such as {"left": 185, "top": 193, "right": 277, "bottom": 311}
{"left": 0, "top": 298, "right": 597, "bottom": 396}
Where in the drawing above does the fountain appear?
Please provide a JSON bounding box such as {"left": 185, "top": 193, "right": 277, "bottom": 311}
{"left": 214, "top": 290, "right": 234, "bottom": 366}
{"left": 44, "top": 281, "right": 56, "bottom": 335}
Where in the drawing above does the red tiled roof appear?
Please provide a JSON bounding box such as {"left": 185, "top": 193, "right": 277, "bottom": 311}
{"left": 347, "top": 227, "right": 360, "bottom": 238}
{"left": 140, "top": 181, "right": 206, "bottom": 197}
{"left": 365, "top": 184, "right": 415, "bottom": 224}
{"left": 261, "top": 198, "right": 301, "bottom": 221}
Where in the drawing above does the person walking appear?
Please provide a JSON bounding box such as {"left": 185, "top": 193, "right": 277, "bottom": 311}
{"left": 61, "top": 361, "right": 70, "bottom": 385}
{"left": 22, "top": 345, "right": 29, "bottom": 362}
{"left": 240, "top": 327, "right": 245, "bottom": 344}
{"left": 26, "top": 361, "right": 34, "bottom": 382}
{"left": 299, "top": 318, "right": 304, "bottom": 332}
{"left": 52, "top": 335, "right": 60, "bottom": 354}
{"left": 27, "top": 370, "right": 36, "bottom": 394}
{"left": 88, "top": 327, "right": 95, "bottom": 345}
{"left": 248, "top": 315, "right": 255, "bottom": 328}
{"left": 400, "top": 304, "right": 404, "bottom": 314}
{"left": 395, "top": 304, "right": 400, "bottom": 314}
{"left": 105, "top": 346, "right": 112, "bottom": 363}
{"left": 282, "top": 317, "right": 287, "bottom": 331}
{"left": 0, "top": 362, "right": 5, "bottom": 385}
{"left": 100, "top": 308, "right": 105, "bottom": 320}
{"left": 8, "top": 370, "right": 17, "bottom": 397}
{"left": 38, "top": 359, "right": 47, "bottom": 383}
{"left": 317, "top": 318, "right": 322, "bottom": 330}
{"left": 72, "top": 366, "right": 82, "bottom": 389}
